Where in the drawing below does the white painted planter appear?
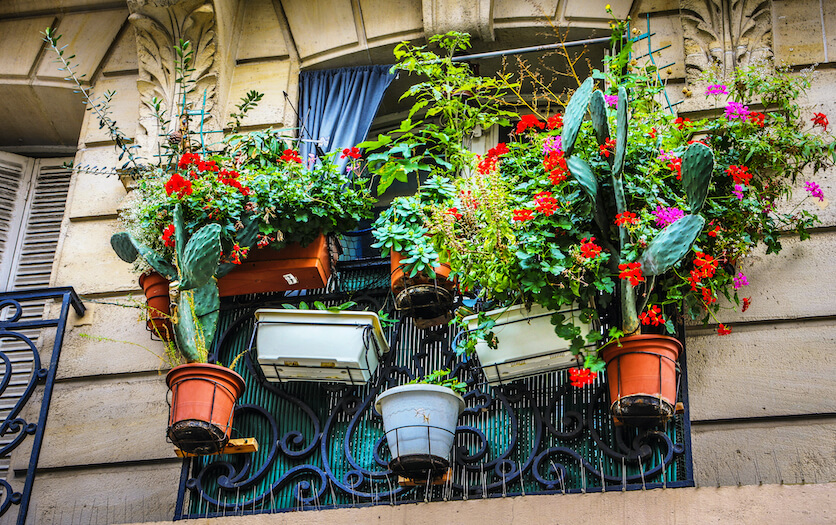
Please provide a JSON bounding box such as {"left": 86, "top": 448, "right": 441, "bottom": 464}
{"left": 375, "top": 384, "right": 465, "bottom": 473}
{"left": 463, "top": 304, "right": 593, "bottom": 384}
{"left": 254, "top": 309, "right": 389, "bottom": 384}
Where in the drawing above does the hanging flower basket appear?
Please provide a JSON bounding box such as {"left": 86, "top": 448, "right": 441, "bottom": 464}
{"left": 601, "top": 334, "right": 682, "bottom": 426}
{"left": 253, "top": 308, "right": 389, "bottom": 384}
{"left": 166, "top": 363, "right": 246, "bottom": 455}
{"left": 463, "top": 304, "right": 593, "bottom": 384}
{"left": 375, "top": 384, "right": 464, "bottom": 477}
{"left": 138, "top": 271, "right": 173, "bottom": 342}
{"left": 217, "top": 234, "right": 333, "bottom": 297}
{"left": 390, "top": 251, "right": 455, "bottom": 329}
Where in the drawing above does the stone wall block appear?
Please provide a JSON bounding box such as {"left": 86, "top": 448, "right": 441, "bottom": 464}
{"left": 226, "top": 61, "right": 294, "bottom": 128}
{"left": 77, "top": 75, "right": 140, "bottom": 146}
{"left": 691, "top": 418, "right": 836, "bottom": 487}
{"left": 772, "top": 0, "right": 825, "bottom": 66}
{"left": 686, "top": 320, "right": 836, "bottom": 421}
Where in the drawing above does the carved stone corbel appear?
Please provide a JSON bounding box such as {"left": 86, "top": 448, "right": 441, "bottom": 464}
{"left": 681, "top": 0, "right": 772, "bottom": 79}
{"left": 127, "top": 0, "right": 219, "bottom": 154}
{"left": 423, "top": 0, "right": 495, "bottom": 42}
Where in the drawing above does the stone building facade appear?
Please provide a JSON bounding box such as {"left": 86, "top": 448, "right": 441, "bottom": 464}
{"left": 0, "top": 0, "right": 833, "bottom": 523}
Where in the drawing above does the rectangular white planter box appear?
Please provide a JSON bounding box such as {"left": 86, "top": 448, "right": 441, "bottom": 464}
{"left": 463, "top": 304, "right": 593, "bottom": 384}
{"left": 254, "top": 309, "right": 389, "bottom": 384}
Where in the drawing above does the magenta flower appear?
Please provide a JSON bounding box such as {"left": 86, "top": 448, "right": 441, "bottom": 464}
{"left": 804, "top": 181, "right": 825, "bottom": 202}
{"left": 706, "top": 84, "right": 728, "bottom": 96}
{"left": 725, "top": 101, "right": 750, "bottom": 121}
{"left": 604, "top": 94, "right": 618, "bottom": 107}
{"left": 542, "top": 136, "right": 563, "bottom": 155}
{"left": 658, "top": 148, "right": 676, "bottom": 162}
{"left": 733, "top": 272, "right": 749, "bottom": 290}
{"left": 733, "top": 184, "right": 745, "bottom": 200}
{"left": 652, "top": 205, "right": 685, "bottom": 227}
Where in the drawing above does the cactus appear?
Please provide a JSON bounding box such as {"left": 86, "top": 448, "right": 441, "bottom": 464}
{"left": 110, "top": 203, "right": 240, "bottom": 363}
{"left": 562, "top": 77, "right": 715, "bottom": 334}
{"left": 681, "top": 142, "right": 715, "bottom": 213}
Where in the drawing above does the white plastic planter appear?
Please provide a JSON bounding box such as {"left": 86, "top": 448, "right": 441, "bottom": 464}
{"left": 254, "top": 309, "right": 389, "bottom": 384}
{"left": 463, "top": 304, "right": 593, "bottom": 384}
{"left": 375, "top": 384, "right": 465, "bottom": 475}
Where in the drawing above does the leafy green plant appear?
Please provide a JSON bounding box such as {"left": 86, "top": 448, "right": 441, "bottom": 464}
{"left": 407, "top": 368, "right": 467, "bottom": 395}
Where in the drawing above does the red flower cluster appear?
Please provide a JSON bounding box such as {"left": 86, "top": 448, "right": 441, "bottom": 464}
{"left": 726, "top": 165, "right": 752, "bottom": 185}
{"left": 649, "top": 127, "right": 658, "bottom": 139}
{"left": 741, "top": 297, "right": 751, "bottom": 312}
{"left": 512, "top": 209, "right": 533, "bottom": 222}
{"left": 717, "top": 324, "right": 732, "bottom": 336}
{"left": 749, "top": 112, "right": 765, "bottom": 128}
{"left": 667, "top": 157, "right": 682, "bottom": 180}
{"left": 445, "top": 207, "right": 463, "bottom": 220}
{"left": 218, "top": 169, "right": 249, "bottom": 195}
{"left": 812, "top": 112, "right": 829, "bottom": 131}
{"left": 256, "top": 234, "right": 272, "bottom": 248}
{"left": 674, "top": 117, "right": 691, "bottom": 130}
{"left": 161, "top": 224, "right": 176, "bottom": 248}
{"left": 614, "top": 211, "right": 639, "bottom": 226}
{"left": 178, "top": 152, "right": 201, "bottom": 170}
{"left": 546, "top": 113, "right": 563, "bottom": 130}
{"left": 618, "top": 261, "right": 644, "bottom": 286}
{"left": 280, "top": 149, "right": 302, "bottom": 163}
{"left": 543, "top": 150, "right": 568, "bottom": 185}
{"left": 639, "top": 305, "right": 665, "bottom": 326}
{"left": 227, "top": 243, "right": 249, "bottom": 265}
{"left": 706, "top": 221, "right": 720, "bottom": 238}
{"left": 534, "top": 191, "right": 558, "bottom": 216}
{"left": 341, "top": 147, "right": 361, "bottom": 159}
{"left": 599, "top": 138, "right": 616, "bottom": 158}
{"left": 477, "top": 143, "right": 508, "bottom": 174}
{"left": 516, "top": 114, "right": 545, "bottom": 134}
{"left": 578, "top": 237, "right": 602, "bottom": 259}
{"left": 164, "top": 172, "right": 193, "bottom": 198}
{"left": 197, "top": 159, "right": 219, "bottom": 173}
{"left": 701, "top": 287, "right": 717, "bottom": 304}
{"left": 568, "top": 367, "right": 597, "bottom": 388}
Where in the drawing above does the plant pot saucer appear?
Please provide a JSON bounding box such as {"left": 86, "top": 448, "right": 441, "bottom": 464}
{"left": 388, "top": 454, "right": 450, "bottom": 477}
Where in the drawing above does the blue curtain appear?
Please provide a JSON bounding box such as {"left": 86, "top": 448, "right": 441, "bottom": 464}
{"left": 298, "top": 65, "right": 396, "bottom": 173}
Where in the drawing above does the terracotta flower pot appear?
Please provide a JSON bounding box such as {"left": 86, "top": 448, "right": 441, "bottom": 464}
{"left": 601, "top": 334, "right": 682, "bottom": 426}
{"left": 166, "top": 363, "right": 246, "bottom": 455}
{"left": 390, "top": 251, "right": 455, "bottom": 329}
{"left": 217, "top": 234, "right": 333, "bottom": 297}
{"left": 138, "top": 271, "right": 173, "bottom": 342}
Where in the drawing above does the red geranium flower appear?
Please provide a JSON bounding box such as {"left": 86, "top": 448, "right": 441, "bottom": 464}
{"left": 667, "top": 157, "right": 682, "bottom": 180}
{"left": 717, "top": 324, "right": 732, "bottom": 336}
{"left": 674, "top": 117, "right": 691, "bottom": 130}
{"left": 568, "top": 367, "right": 597, "bottom": 388}
{"left": 488, "top": 143, "right": 509, "bottom": 157}
{"left": 445, "top": 207, "right": 463, "bottom": 220}
{"left": 749, "top": 112, "right": 766, "bottom": 128}
{"left": 546, "top": 113, "right": 564, "bottom": 130}
{"left": 614, "top": 211, "right": 639, "bottom": 226}
{"left": 741, "top": 297, "right": 751, "bottom": 312}
{"left": 280, "top": 149, "right": 302, "bottom": 163}
{"left": 341, "top": 147, "right": 362, "bottom": 159}
{"left": 618, "top": 261, "right": 645, "bottom": 286}
{"left": 534, "top": 191, "right": 558, "bottom": 216}
{"left": 164, "top": 172, "right": 193, "bottom": 198}
{"left": 516, "top": 114, "right": 545, "bottom": 134}
{"left": 161, "top": 224, "right": 176, "bottom": 248}
{"left": 599, "top": 138, "right": 616, "bottom": 158}
{"left": 726, "top": 165, "right": 752, "bottom": 185}
{"left": 639, "top": 305, "right": 665, "bottom": 326}
{"left": 812, "top": 112, "right": 829, "bottom": 131}
{"left": 512, "top": 209, "right": 534, "bottom": 222}
{"left": 579, "top": 237, "right": 602, "bottom": 259}
{"left": 177, "top": 152, "right": 201, "bottom": 170}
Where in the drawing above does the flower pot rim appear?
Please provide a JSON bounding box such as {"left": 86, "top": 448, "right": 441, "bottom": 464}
{"left": 600, "top": 334, "right": 683, "bottom": 363}
{"left": 375, "top": 383, "right": 465, "bottom": 414}
{"left": 165, "top": 362, "right": 245, "bottom": 394}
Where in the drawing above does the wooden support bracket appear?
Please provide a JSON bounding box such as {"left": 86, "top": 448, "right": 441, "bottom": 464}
{"left": 175, "top": 437, "right": 259, "bottom": 458}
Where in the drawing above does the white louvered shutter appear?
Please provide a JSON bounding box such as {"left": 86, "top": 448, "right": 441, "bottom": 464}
{"left": 0, "top": 153, "right": 72, "bottom": 483}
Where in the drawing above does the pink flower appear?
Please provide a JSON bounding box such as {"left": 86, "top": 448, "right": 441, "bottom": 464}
{"left": 652, "top": 205, "right": 685, "bottom": 227}
{"left": 604, "top": 94, "right": 618, "bottom": 107}
{"left": 725, "top": 101, "right": 750, "bottom": 121}
{"left": 706, "top": 84, "right": 728, "bottom": 96}
{"left": 804, "top": 181, "right": 825, "bottom": 202}
{"left": 733, "top": 184, "right": 745, "bottom": 200}
{"left": 733, "top": 272, "right": 749, "bottom": 290}
{"left": 542, "top": 136, "right": 563, "bottom": 155}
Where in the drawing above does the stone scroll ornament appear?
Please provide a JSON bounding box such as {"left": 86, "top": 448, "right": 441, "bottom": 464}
{"left": 680, "top": 0, "right": 772, "bottom": 78}
{"left": 127, "top": 0, "right": 219, "bottom": 152}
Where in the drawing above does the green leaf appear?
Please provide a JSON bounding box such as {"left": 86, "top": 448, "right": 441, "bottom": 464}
{"left": 562, "top": 77, "right": 594, "bottom": 157}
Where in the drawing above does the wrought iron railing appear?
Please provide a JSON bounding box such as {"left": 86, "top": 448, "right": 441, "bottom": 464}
{"left": 0, "top": 287, "right": 85, "bottom": 524}
{"left": 175, "top": 262, "right": 692, "bottom": 519}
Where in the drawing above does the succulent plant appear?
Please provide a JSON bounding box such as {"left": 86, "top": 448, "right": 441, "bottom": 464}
{"left": 111, "top": 204, "right": 257, "bottom": 362}
{"left": 562, "top": 78, "right": 715, "bottom": 334}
